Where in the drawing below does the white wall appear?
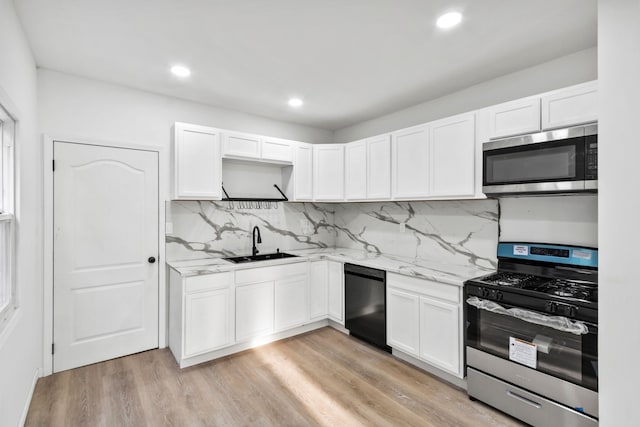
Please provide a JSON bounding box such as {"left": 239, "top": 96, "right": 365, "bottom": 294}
{"left": 598, "top": 1, "right": 640, "bottom": 426}
{"left": 0, "top": 1, "right": 42, "bottom": 426}
{"left": 499, "top": 196, "right": 598, "bottom": 247}
{"left": 333, "top": 47, "right": 597, "bottom": 142}
{"left": 38, "top": 69, "right": 332, "bottom": 146}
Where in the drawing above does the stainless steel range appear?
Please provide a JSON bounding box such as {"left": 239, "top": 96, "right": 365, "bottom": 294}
{"left": 464, "top": 242, "right": 598, "bottom": 427}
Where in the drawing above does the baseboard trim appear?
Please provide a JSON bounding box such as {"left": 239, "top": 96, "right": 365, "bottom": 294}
{"left": 392, "top": 349, "right": 467, "bottom": 390}
{"left": 178, "top": 320, "right": 329, "bottom": 368}
{"left": 19, "top": 367, "right": 41, "bottom": 426}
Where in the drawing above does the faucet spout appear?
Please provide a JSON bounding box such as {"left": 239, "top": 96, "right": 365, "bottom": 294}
{"left": 252, "top": 226, "right": 262, "bottom": 256}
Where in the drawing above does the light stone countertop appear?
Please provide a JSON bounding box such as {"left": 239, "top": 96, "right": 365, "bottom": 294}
{"left": 167, "top": 247, "right": 494, "bottom": 287}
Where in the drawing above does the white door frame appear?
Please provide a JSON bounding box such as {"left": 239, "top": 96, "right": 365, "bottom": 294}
{"left": 43, "top": 134, "right": 168, "bottom": 376}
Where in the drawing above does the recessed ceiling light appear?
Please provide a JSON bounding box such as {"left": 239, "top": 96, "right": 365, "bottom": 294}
{"left": 436, "top": 12, "right": 462, "bottom": 29}
{"left": 288, "top": 98, "right": 303, "bottom": 107}
{"left": 171, "top": 65, "right": 191, "bottom": 77}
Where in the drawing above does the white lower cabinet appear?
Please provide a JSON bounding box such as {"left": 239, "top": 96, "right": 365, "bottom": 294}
{"left": 275, "top": 275, "right": 309, "bottom": 331}
{"left": 169, "top": 270, "right": 235, "bottom": 364}
{"left": 328, "top": 261, "right": 344, "bottom": 324}
{"left": 309, "top": 261, "right": 329, "bottom": 320}
{"left": 386, "top": 288, "right": 420, "bottom": 356}
{"left": 419, "top": 296, "right": 460, "bottom": 375}
{"left": 235, "top": 281, "right": 275, "bottom": 342}
{"left": 386, "top": 272, "right": 463, "bottom": 378}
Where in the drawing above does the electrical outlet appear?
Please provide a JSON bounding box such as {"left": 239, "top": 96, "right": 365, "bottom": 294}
{"left": 399, "top": 222, "right": 406, "bottom": 233}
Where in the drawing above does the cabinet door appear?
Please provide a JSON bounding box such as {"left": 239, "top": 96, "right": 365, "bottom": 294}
{"left": 222, "top": 131, "right": 261, "bottom": 159}
{"left": 184, "top": 287, "right": 233, "bottom": 356}
{"left": 294, "top": 143, "right": 313, "bottom": 201}
{"left": 541, "top": 81, "right": 597, "bottom": 130}
{"left": 328, "top": 261, "right": 344, "bottom": 324}
{"left": 172, "top": 123, "right": 221, "bottom": 200}
{"left": 392, "top": 125, "right": 429, "bottom": 199}
{"left": 487, "top": 97, "right": 541, "bottom": 139}
{"left": 313, "top": 144, "right": 345, "bottom": 201}
{"left": 235, "top": 281, "right": 274, "bottom": 342}
{"left": 309, "top": 261, "right": 329, "bottom": 320}
{"left": 345, "top": 140, "right": 367, "bottom": 200}
{"left": 419, "top": 296, "right": 460, "bottom": 376}
{"left": 262, "top": 138, "right": 293, "bottom": 163}
{"left": 387, "top": 287, "right": 420, "bottom": 357}
{"left": 429, "top": 114, "right": 476, "bottom": 198}
{"left": 275, "top": 275, "right": 308, "bottom": 331}
{"left": 367, "top": 134, "right": 391, "bottom": 199}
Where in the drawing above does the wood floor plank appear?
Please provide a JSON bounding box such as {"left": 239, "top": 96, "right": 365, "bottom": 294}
{"left": 25, "top": 327, "right": 524, "bottom": 427}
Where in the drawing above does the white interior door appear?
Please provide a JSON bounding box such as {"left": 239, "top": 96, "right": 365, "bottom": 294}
{"left": 53, "top": 142, "right": 159, "bottom": 372}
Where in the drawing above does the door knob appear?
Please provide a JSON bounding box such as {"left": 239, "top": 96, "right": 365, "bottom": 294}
{"left": 148, "top": 256, "right": 156, "bottom": 264}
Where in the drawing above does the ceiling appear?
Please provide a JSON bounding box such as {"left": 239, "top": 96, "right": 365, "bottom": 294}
{"left": 14, "top": 0, "right": 597, "bottom": 130}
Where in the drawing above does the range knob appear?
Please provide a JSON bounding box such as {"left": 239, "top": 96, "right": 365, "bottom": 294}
{"left": 481, "top": 287, "right": 490, "bottom": 298}
{"left": 546, "top": 301, "right": 558, "bottom": 314}
{"left": 564, "top": 305, "right": 578, "bottom": 317}
{"left": 495, "top": 290, "right": 504, "bottom": 301}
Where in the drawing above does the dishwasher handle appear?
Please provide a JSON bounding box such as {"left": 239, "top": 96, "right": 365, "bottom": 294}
{"left": 344, "top": 263, "right": 386, "bottom": 281}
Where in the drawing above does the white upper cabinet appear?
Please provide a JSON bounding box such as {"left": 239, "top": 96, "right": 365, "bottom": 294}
{"left": 221, "top": 130, "right": 294, "bottom": 164}
{"left": 293, "top": 142, "right": 313, "bottom": 201}
{"left": 222, "top": 130, "right": 261, "bottom": 159}
{"left": 313, "top": 144, "right": 345, "bottom": 201}
{"left": 392, "top": 125, "right": 429, "bottom": 199}
{"left": 172, "top": 122, "right": 222, "bottom": 200}
{"left": 487, "top": 97, "right": 541, "bottom": 139}
{"left": 262, "top": 137, "right": 294, "bottom": 163}
{"left": 429, "top": 113, "right": 476, "bottom": 198}
{"left": 367, "top": 134, "right": 392, "bottom": 199}
{"left": 344, "top": 140, "right": 367, "bottom": 200}
{"left": 541, "top": 81, "right": 597, "bottom": 130}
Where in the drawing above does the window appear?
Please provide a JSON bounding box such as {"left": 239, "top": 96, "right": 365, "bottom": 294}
{"left": 0, "top": 104, "right": 15, "bottom": 328}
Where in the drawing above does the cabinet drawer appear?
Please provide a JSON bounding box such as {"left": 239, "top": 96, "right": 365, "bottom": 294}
{"left": 387, "top": 272, "right": 459, "bottom": 303}
{"left": 235, "top": 261, "right": 308, "bottom": 284}
{"left": 185, "top": 272, "right": 233, "bottom": 294}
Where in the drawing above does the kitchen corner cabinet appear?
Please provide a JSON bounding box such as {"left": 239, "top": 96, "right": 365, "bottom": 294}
{"left": 367, "top": 134, "right": 392, "bottom": 199}
{"left": 429, "top": 113, "right": 476, "bottom": 198}
{"left": 541, "top": 81, "right": 597, "bottom": 130}
{"left": 293, "top": 142, "right": 313, "bottom": 201}
{"left": 169, "top": 270, "right": 234, "bottom": 363}
{"left": 328, "top": 261, "right": 344, "bottom": 324}
{"left": 386, "top": 272, "right": 463, "bottom": 377}
{"left": 172, "top": 122, "right": 222, "bottom": 200}
{"left": 487, "top": 97, "right": 541, "bottom": 140}
{"left": 392, "top": 125, "right": 430, "bottom": 199}
{"left": 309, "top": 260, "right": 329, "bottom": 320}
{"left": 309, "top": 260, "right": 343, "bottom": 324}
{"left": 313, "top": 144, "right": 345, "bottom": 201}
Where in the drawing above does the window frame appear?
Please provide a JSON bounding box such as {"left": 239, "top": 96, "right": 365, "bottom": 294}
{"left": 0, "top": 104, "right": 16, "bottom": 329}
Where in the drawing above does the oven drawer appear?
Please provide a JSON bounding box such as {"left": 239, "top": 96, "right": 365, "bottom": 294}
{"left": 467, "top": 368, "right": 598, "bottom": 427}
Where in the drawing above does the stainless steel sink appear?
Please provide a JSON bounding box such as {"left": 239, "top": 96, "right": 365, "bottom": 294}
{"left": 223, "top": 252, "right": 299, "bottom": 264}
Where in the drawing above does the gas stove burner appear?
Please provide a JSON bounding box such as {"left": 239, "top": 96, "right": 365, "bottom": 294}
{"left": 481, "top": 272, "right": 536, "bottom": 287}
{"left": 538, "top": 279, "right": 597, "bottom": 302}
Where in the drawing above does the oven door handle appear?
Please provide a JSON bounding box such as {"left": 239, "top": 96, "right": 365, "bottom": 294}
{"left": 466, "top": 296, "right": 589, "bottom": 335}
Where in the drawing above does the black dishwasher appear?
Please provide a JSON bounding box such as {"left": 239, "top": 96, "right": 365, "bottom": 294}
{"left": 344, "top": 263, "right": 391, "bottom": 352}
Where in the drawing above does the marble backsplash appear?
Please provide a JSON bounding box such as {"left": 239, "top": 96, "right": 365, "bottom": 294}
{"left": 166, "top": 201, "right": 336, "bottom": 261}
{"left": 333, "top": 200, "right": 499, "bottom": 269}
{"left": 166, "top": 199, "right": 499, "bottom": 269}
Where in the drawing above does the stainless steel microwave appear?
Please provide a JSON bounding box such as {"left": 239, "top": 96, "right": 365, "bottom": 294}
{"left": 482, "top": 124, "right": 597, "bottom": 196}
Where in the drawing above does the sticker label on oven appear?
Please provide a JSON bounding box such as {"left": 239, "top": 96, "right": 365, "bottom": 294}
{"left": 513, "top": 245, "right": 529, "bottom": 256}
{"left": 509, "top": 337, "right": 537, "bottom": 369}
{"left": 573, "top": 250, "right": 592, "bottom": 260}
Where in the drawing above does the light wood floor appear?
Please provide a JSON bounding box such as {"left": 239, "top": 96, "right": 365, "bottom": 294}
{"left": 26, "top": 327, "right": 524, "bottom": 426}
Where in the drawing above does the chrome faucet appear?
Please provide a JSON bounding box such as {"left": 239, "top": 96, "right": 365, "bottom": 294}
{"left": 252, "top": 226, "right": 262, "bottom": 256}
